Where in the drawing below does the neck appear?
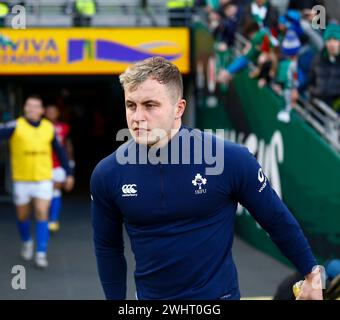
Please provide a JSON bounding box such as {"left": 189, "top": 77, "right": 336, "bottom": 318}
{"left": 150, "top": 121, "right": 182, "bottom": 149}
{"left": 24, "top": 116, "right": 41, "bottom": 123}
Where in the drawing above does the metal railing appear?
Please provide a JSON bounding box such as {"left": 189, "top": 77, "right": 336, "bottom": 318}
{"left": 297, "top": 97, "right": 340, "bottom": 152}
{"left": 233, "top": 32, "right": 340, "bottom": 153}
{"left": 5, "top": 0, "right": 169, "bottom": 27}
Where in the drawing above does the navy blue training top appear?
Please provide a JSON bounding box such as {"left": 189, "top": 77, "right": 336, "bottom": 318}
{"left": 90, "top": 126, "right": 317, "bottom": 300}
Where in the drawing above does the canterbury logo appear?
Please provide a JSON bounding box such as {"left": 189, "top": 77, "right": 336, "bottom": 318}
{"left": 122, "top": 184, "right": 138, "bottom": 197}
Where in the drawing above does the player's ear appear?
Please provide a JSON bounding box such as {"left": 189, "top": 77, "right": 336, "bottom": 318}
{"left": 175, "top": 99, "right": 186, "bottom": 119}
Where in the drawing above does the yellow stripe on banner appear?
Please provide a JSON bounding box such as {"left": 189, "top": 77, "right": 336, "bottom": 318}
{"left": 241, "top": 296, "right": 273, "bottom": 300}
{"left": 0, "top": 28, "right": 190, "bottom": 75}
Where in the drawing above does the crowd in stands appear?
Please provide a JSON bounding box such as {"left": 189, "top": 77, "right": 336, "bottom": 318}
{"left": 197, "top": 0, "right": 340, "bottom": 123}
{"left": 0, "top": 0, "right": 339, "bottom": 124}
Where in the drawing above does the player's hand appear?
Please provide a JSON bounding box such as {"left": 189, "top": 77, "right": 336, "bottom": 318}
{"left": 217, "top": 69, "right": 232, "bottom": 84}
{"left": 296, "top": 266, "right": 323, "bottom": 300}
{"left": 64, "top": 176, "right": 75, "bottom": 192}
{"left": 291, "top": 88, "right": 299, "bottom": 107}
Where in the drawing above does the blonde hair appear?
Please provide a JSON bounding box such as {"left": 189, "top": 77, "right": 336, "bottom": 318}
{"left": 119, "top": 56, "right": 183, "bottom": 102}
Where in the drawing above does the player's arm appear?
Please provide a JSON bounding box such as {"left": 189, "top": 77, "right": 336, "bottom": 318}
{"left": 63, "top": 124, "right": 75, "bottom": 169}
{"left": 52, "top": 133, "right": 74, "bottom": 191}
{"left": 90, "top": 163, "right": 127, "bottom": 300}
{"left": 65, "top": 137, "right": 75, "bottom": 169}
{"left": 0, "top": 120, "right": 16, "bottom": 140}
{"left": 229, "top": 146, "right": 322, "bottom": 299}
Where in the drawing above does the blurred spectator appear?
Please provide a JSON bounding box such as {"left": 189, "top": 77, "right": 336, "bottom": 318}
{"left": 45, "top": 104, "right": 75, "bottom": 234}
{"left": 308, "top": 24, "right": 340, "bottom": 113}
{"left": 299, "top": 7, "right": 324, "bottom": 50}
{"left": 297, "top": 8, "right": 323, "bottom": 93}
{"left": 203, "top": 0, "right": 220, "bottom": 12}
{"left": 167, "top": 0, "right": 194, "bottom": 26}
{"left": 275, "top": 30, "right": 301, "bottom": 123}
{"left": 217, "top": 22, "right": 278, "bottom": 88}
{"left": 277, "top": 9, "right": 323, "bottom": 94}
{"left": 241, "top": 0, "right": 279, "bottom": 33}
{"left": 0, "top": 1, "right": 9, "bottom": 27}
{"left": 67, "top": 0, "right": 97, "bottom": 27}
{"left": 249, "top": 32, "right": 278, "bottom": 88}
{"left": 280, "top": 10, "right": 305, "bottom": 39}
{"left": 136, "top": 0, "right": 157, "bottom": 26}
{"left": 210, "top": 2, "right": 240, "bottom": 47}
{"left": 194, "top": 0, "right": 217, "bottom": 18}
{"left": 288, "top": 0, "right": 324, "bottom": 12}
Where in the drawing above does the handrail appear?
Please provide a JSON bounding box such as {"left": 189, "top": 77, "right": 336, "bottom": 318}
{"left": 232, "top": 32, "right": 340, "bottom": 153}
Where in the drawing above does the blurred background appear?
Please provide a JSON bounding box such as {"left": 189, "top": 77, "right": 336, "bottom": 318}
{"left": 0, "top": 0, "right": 339, "bottom": 299}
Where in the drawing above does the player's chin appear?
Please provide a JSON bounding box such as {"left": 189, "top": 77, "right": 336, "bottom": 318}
{"left": 134, "top": 135, "right": 149, "bottom": 145}
{"left": 135, "top": 135, "right": 158, "bottom": 146}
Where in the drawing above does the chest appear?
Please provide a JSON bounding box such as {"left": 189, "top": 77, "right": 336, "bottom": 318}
{"left": 114, "top": 163, "right": 234, "bottom": 225}
{"left": 12, "top": 122, "right": 53, "bottom": 148}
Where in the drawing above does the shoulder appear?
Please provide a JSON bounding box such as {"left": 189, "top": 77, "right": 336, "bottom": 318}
{"left": 182, "top": 127, "right": 250, "bottom": 155}
{"left": 223, "top": 139, "right": 253, "bottom": 167}
{"left": 0, "top": 119, "right": 17, "bottom": 129}
{"left": 63, "top": 122, "right": 70, "bottom": 133}
{"left": 91, "top": 139, "right": 135, "bottom": 185}
{"left": 91, "top": 152, "right": 117, "bottom": 183}
{"left": 206, "top": 129, "right": 255, "bottom": 166}
{"left": 41, "top": 118, "right": 54, "bottom": 129}
{"left": 314, "top": 50, "right": 326, "bottom": 64}
{"left": 223, "top": 139, "right": 248, "bottom": 154}
{"left": 57, "top": 121, "right": 70, "bottom": 131}
{"left": 185, "top": 127, "right": 253, "bottom": 163}
{"left": 199, "top": 128, "right": 248, "bottom": 154}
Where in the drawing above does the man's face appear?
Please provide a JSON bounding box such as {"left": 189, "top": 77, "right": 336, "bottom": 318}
{"left": 224, "top": 4, "right": 237, "bottom": 18}
{"left": 125, "top": 78, "right": 185, "bottom": 147}
{"left": 23, "top": 98, "right": 44, "bottom": 122}
{"left": 326, "top": 38, "right": 340, "bottom": 57}
{"left": 256, "top": 0, "right": 266, "bottom": 7}
{"left": 45, "top": 106, "right": 59, "bottom": 122}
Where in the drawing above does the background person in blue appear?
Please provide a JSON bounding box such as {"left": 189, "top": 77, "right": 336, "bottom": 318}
{"left": 90, "top": 56, "right": 322, "bottom": 300}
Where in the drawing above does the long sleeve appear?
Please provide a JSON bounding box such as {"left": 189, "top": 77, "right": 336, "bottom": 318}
{"left": 308, "top": 54, "right": 319, "bottom": 95}
{"left": 230, "top": 146, "right": 317, "bottom": 276}
{"left": 90, "top": 162, "right": 127, "bottom": 299}
{"left": 52, "top": 134, "right": 73, "bottom": 175}
{"left": 0, "top": 120, "right": 16, "bottom": 140}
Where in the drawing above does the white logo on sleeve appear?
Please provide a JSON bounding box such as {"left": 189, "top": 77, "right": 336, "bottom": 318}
{"left": 122, "top": 184, "right": 138, "bottom": 197}
{"left": 192, "top": 173, "right": 207, "bottom": 194}
{"left": 258, "top": 168, "right": 265, "bottom": 183}
{"left": 258, "top": 168, "right": 267, "bottom": 192}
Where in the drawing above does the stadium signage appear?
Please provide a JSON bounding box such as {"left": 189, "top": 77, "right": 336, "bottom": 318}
{"left": 218, "top": 129, "right": 284, "bottom": 198}
{"left": 0, "top": 28, "right": 190, "bottom": 74}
